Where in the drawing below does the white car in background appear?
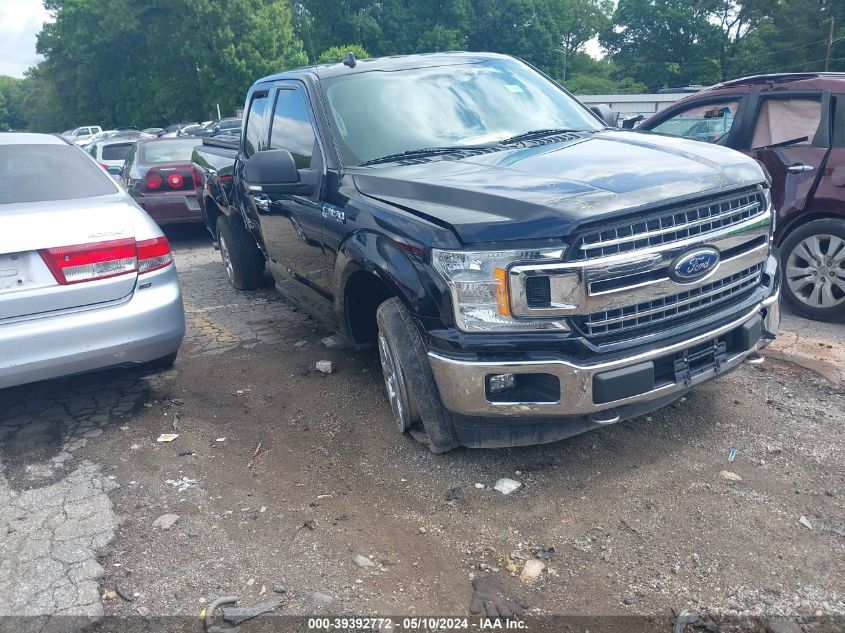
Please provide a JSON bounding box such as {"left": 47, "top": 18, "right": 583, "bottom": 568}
{"left": 62, "top": 125, "right": 103, "bottom": 145}
{"left": 0, "top": 133, "right": 185, "bottom": 389}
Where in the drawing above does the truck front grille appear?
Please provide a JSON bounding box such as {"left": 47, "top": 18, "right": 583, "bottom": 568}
{"left": 572, "top": 263, "right": 764, "bottom": 339}
{"left": 572, "top": 189, "right": 766, "bottom": 261}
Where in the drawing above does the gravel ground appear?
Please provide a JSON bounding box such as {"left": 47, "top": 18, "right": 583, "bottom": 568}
{"left": 0, "top": 225, "right": 842, "bottom": 633}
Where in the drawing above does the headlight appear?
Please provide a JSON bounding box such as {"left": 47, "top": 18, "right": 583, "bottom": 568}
{"left": 432, "top": 248, "right": 570, "bottom": 332}
{"left": 761, "top": 185, "right": 775, "bottom": 242}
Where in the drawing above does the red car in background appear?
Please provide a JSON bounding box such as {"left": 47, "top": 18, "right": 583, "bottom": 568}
{"left": 639, "top": 73, "right": 845, "bottom": 321}
{"left": 120, "top": 138, "right": 202, "bottom": 225}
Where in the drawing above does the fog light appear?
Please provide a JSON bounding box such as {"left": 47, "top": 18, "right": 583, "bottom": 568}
{"left": 487, "top": 373, "right": 516, "bottom": 394}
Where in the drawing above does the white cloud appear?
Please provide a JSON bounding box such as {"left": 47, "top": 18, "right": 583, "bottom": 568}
{"left": 0, "top": 0, "right": 52, "bottom": 77}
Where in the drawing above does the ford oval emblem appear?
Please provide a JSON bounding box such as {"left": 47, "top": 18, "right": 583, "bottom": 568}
{"left": 670, "top": 248, "right": 720, "bottom": 282}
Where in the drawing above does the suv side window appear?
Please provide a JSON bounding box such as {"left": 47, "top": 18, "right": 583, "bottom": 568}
{"left": 751, "top": 96, "right": 822, "bottom": 149}
{"left": 244, "top": 91, "right": 270, "bottom": 158}
{"left": 650, "top": 100, "right": 740, "bottom": 143}
{"left": 270, "top": 89, "right": 317, "bottom": 169}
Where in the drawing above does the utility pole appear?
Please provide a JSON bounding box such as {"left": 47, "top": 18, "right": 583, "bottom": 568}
{"left": 826, "top": 17, "right": 835, "bottom": 72}
{"left": 555, "top": 46, "right": 567, "bottom": 86}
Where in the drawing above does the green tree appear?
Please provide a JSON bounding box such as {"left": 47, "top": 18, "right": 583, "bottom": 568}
{"left": 30, "top": 0, "right": 307, "bottom": 131}
{"left": 0, "top": 76, "right": 26, "bottom": 130}
{"left": 601, "top": 0, "right": 725, "bottom": 91}
{"left": 317, "top": 44, "right": 369, "bottom": 64}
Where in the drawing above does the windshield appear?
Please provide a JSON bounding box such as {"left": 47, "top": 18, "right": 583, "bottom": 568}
{"left": 139, "top": 139, "right": 200, "bottom": 163}
{"left": 321, "top": 58, "right": 602, "bottom": 166}
{"left": 0, "top": 144, "right": 117, "bottom": 204}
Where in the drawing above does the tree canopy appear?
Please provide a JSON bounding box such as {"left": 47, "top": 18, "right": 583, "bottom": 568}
{"left": 1, "top": 0, "right": 843, "bottom": 131}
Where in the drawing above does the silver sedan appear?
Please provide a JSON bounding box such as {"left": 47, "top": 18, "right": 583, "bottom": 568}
{"left": 0, "top": 133, "right": 185, "bottom": 389}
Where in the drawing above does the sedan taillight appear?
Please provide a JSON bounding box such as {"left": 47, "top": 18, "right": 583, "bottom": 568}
{"left": 40, "top": 237, "right": 174, "bottom": 284}
{"left": 144, "top": 171, "right": 163, "bottom": 190}
{"left": 137, "top": 236, "right": 173, "bottom": 273}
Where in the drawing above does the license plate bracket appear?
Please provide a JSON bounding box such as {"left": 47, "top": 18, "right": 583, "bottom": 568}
{"left": 673, "top": 338, "right": 728, "bottom": 386}
{"left": 0, "top": 252, "right": 37, "bottom": 294}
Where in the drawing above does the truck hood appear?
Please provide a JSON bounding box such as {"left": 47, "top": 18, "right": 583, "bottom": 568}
{"left": 352, "top": 130, "right": 765, "bottom": 245}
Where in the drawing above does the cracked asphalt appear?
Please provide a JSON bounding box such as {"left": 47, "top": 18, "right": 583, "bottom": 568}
{"left": 0, "top": 225, "right": 842, "bottom": 633}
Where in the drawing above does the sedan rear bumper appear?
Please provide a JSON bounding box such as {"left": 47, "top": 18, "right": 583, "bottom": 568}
{"left": 0, "top": 264, "right": 185, "bottom": 389}
{"left": 136, "top": 193, "right": 202, "bottom": 225}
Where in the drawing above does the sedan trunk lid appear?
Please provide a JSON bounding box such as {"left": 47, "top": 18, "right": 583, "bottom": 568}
{"left": 0, "top": 196, "right": 138, "bottom": 321}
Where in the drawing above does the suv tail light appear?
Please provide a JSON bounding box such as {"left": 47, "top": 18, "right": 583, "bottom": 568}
{"left": 144, "top": 171, "right": 163, "bottom": 190}
{"left": 137, "top": 236, "right": 173, "bottom": 273}
{"left": 40, "top": 237, "right": 173, "bottom": 285}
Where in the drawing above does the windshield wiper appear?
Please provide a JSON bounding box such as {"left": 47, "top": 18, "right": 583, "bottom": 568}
{"left": 757, "top": 136, "right": 809, "bottom": 150}
{"left": 359, "top": 145, "right": 497, "bottom": 167}
{"left": 497, "top": 128, "right": 586, "bottom": 145}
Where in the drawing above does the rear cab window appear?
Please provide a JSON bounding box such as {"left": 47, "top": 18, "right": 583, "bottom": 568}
{"left": 1, "top": 144, "right": 118, "bottom": 204}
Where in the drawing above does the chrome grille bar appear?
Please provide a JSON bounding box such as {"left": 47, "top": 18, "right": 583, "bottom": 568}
{"left": 576, "top": 263, "right": 763, "bottom": 337}
{"left": 574, "top": 190, "right": 766, "bottom": 260}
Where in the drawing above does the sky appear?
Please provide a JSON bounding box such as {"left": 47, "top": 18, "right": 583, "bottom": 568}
{"left": 0, "top": 0, "right": 51, "bottom": 77}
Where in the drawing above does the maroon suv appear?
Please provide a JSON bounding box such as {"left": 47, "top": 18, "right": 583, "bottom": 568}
{"left": 640, "top": 73, "right": 845, "bottom": 321}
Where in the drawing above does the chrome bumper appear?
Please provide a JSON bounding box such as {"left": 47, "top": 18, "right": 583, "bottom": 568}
{"left": 428, "top": 290, "right": 780, "bottom": 419}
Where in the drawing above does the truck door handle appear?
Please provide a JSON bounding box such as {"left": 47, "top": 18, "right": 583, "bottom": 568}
{"left": 787, "top": 163, "right": 814, "bottom": 173}
{"left": 254, "top": 195, "right": 270, "bottom": 211}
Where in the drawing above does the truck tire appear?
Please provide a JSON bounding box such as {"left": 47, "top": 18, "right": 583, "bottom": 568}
{"left": 780, "top": 218, "right": 845, "bottom": 322}
{"left": 216, "top": 215, "right": 265, "bottom": 291}
{"left": 376, "top": 298, "right": 460, "bottom": 453}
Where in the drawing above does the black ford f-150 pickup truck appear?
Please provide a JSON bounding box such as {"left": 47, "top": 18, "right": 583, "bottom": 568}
{"left": 192, "top": 52, "right": 780, "bottom": 452}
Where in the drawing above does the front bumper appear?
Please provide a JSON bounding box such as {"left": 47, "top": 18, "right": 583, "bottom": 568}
{"left": 0, "top": 264, "right": 185, "bottom": 389}
{"left": 427, "top": 255, "right": 780, "bottom": 428}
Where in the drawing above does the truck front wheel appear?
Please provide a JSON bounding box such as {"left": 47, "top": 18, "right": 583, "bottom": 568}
{"left": 216, "top": 215, "right": 265, "bottom": 291}
{"left": 376, "top": 298, "right": 460, "bottom": 453}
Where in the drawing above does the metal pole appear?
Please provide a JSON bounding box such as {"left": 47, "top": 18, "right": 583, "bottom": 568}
{"left": 826, "top": 17, "right": 835, "bottom": 72}
{"left": 556, "top": 46, "right": 567, "bottom": 85}
{"left": 216, "top": 103, "right": 221, "bottom": 119}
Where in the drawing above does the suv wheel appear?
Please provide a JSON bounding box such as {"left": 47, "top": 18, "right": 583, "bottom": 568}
{"left": 781, "top": 218, "right": 845, "bottom": 321}
{"left": 376, "top": 298, "right": 460, "bottom": 453}
{"left": 216, "top": 215, "right": 265, "bottom": 290}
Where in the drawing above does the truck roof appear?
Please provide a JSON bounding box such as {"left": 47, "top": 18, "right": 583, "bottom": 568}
{"left": 254, "top": 51, "right": 513, "bottom": 86}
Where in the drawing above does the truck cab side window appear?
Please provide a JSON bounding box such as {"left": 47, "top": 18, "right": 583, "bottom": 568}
{"left": 270, "top": 89, "right": 317, "bottom": 169}
{"left": 244, "top": 92, "right": 270, "bottom": 158}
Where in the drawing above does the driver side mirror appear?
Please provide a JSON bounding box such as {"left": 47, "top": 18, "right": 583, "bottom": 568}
{"left": 589, "top": 104, "right": 618, "bottom": 127}
{"left": 244, "top": 149, "right": 315, "bottom": 195}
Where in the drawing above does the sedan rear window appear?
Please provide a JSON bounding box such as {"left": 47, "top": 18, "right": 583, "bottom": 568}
{"left": 101, "top": 143, "right": 134, "bottom": 161}
{"left": 139, "top": 139, "right": 200, "bottom": 164}
{"left": 1, "top": 144, "right": 117, "bottom": 204}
